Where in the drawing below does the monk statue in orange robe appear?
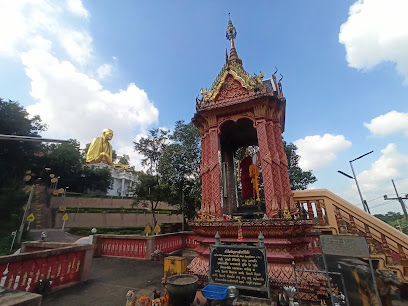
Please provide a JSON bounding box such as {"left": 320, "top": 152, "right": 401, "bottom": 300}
{"left": 238, "top": 147, "right": 260, "bottom": 205}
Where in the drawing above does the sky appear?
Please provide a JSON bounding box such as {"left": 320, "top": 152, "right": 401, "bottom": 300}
{"left": 1, "top": 0, "right": 408, "bottom": 215}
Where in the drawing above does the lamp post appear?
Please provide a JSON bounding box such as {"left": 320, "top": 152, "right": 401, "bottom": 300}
{"left": 75, "top": 203, "right": 81, "bottom": 221}
{"left": 338, "top": 151, "right": 373, "bottom": 214}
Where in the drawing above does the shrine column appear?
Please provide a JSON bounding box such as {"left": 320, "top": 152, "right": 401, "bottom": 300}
{"left": 254, "top": 107, "right": 279, "bottom": 217}
{"left": 200, "top": 128, "right": 211, "bottom": 213}
{"left": 273, "top": 121, "right": 296, "bottom": 212}
{"left": 265, "top": 118, "right": 284, "bottom": 209}
{"left": 208, "top": 116, "right": 222, "bottom": 216}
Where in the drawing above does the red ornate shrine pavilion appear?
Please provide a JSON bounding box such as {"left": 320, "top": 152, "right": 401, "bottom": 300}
{"left": 188, "top": 17, "right": 326, "bottom": 300}
{"left": 193, "top": 17, "right": 295, "bottom": 218}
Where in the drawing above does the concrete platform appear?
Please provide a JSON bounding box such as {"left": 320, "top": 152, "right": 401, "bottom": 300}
{"left": 0, "top": 288, "right": 42, "bottom": 306}
{"left": 42, "top": 257, "right": 164, "bottom": 306}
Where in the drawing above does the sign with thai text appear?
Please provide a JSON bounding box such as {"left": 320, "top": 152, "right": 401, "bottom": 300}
{"left": 320, "top": 235, "right": 369, "bottom": 258}
{"left": 209, "top": 244, "right": 269, "bottom": 294}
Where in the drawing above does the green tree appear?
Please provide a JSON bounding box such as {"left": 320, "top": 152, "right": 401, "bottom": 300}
{"left": 159, "top": 121, "right": 201, "bottom": 219}
{"left": 133, "top": 129, "right": 170, "bottom": 225}
{"left": 118, "top": 155, "right": 130, "bottom": 165}
{"left": 134, "top": 128, "right": 169, "bottom": 175}
{"left": 43, "top": 140, "right": 112, "bottom": 193}
{"left": 284, "top": 141, "right": 317, "bottom": 190}
{"left": 0, "top": 99, "right": 46, "bottom": 189}
{"left": 374, "top": 212, "right": 408, "bottom": 234}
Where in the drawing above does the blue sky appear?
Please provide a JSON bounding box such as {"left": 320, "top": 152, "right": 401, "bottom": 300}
{"left": 1, "top": 0, "right": 408, "bottom": 215}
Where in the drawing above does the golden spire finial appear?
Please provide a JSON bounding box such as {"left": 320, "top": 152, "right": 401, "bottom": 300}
{"left": 226, "top": 13, "right": 242, "bottom": 65}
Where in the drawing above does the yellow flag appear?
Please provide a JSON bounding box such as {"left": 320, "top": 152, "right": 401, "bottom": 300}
{"left": 154, "top": 224, "right": 161, "bottom": 234}
{"left": 26, "top": 213, "right": 35, "bottom": 222}
{"left": 144, "top": 224, "right": 152, "bottom": 235}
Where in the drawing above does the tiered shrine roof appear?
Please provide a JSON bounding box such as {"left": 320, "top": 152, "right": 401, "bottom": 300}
{"left": 196, "top": 16, "right": 284, "bottom": 111}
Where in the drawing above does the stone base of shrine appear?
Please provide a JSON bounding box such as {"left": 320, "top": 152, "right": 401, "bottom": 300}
{"left": 187, "top": 255, "right": 324, "bottom": 301}
{"left": 187, "top": 219, "right": 326, "bottom": 301}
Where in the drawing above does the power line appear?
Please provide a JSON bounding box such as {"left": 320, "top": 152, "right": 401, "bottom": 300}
{"left": 370, "top": 200, "right": 398, "bottom": 210}
{"left": 366, "top": 195, "right": 386, "bottom": 202}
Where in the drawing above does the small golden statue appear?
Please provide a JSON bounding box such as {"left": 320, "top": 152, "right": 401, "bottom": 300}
{"left": 86, "top": 129, "right": 114, "bottom": 165}
{"left": 283, "top": 206, "right": 291, "bottom": 220}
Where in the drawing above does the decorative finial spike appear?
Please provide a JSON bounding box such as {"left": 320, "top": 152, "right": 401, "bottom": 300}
{"left": 226, "top": 14, "right": 242, "bottom": 65}
{"left": 258, "top": 232, "right": 265, "bottom": 247}
{"left": 215, "top": 231, "right": 221, "bottom": 245}
{"left": 226, "top": 48, "right": 229, "bottom": 63}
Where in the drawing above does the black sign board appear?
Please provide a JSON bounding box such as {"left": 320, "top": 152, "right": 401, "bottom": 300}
{"left": 320, "top": 235, "right": 369, "bottom": 258}
{"left": 209, "top": 244, "right": 269, "bottom": 296}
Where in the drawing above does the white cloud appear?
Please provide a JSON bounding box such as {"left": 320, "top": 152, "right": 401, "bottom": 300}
{"left": 294, "top": 134, "right": 352, "bottom": 170}
{"left": 0, "top": 1, "right": 30, "bottom": 56}
{"left": 358, "top": 143, "right": 408, "bottom": 192}
{"left": 66, "top": 0, "right": 89, "bottom": 18}
{"left": 0, "top": 0, "right": 92, "bottom": 63}
{"left": 97, "top": 64, "right": 113, "bottom": 79}
{"left": 0, "top": 0, "right": 159, "bottom": 169}
{"left": 339, "top": 0, "right": 408, "bottom": 83}
{"left": 364, "top": 111, "right": 408, "bottom": 136}
{"left": 24, "top": 50, "right": 158, "bottom": 150}
{"left": 60, "top": 30, "right": 93, "bottom": 65}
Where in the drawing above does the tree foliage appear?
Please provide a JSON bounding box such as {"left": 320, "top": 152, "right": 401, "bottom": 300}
{"left": 0, "top": 99, "right": 46, "bottom": 188}
{"left": 374, "top": 212, "right": 408, "bottom": 234}
{"left": 133, "top": 129, "right": 170, "bottom": 225}
{"left": 159, "top": 121, "right": 201, "bottom": 218}
{"left": 41, "top": 140, "right": 112, "bottom": 193}
{"left": 134, "top": 128, "right": 169, "bottom": 175}
{"left": 284, "top": 140, "right": 317, "bottom": 190}
{"left": 132, "top": 123, "right": 202, "bottom": 222}
{"left": 118, "top": 155, "right": 130, "bottom": 165}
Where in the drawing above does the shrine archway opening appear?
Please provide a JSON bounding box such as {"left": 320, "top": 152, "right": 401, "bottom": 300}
{"left": 219, "top": 118, "right": 259, "bottom": 215}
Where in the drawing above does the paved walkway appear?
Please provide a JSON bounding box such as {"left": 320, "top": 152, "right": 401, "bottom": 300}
{"left": 29, "top": 229, "right": 82, "bottom": 243}
{"left": 42, "top": 257, "right": 165, "bottom": 306}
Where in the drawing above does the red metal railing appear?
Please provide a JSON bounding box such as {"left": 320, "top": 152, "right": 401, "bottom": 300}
{"left": 100, "top": 237, "right": 147, "bottom": 258}
{"left": 0, "top": 244, "right": 92, "bottom": 292}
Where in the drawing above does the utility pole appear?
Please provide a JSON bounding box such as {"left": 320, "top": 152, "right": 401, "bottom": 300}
{"left": 384, "top": 179, "right": 408, "bottom": 224}
{"left": 338, "top": 150, "right": 373, "bottom": 214}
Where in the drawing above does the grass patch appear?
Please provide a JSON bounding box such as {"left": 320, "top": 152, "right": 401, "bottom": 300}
{"left": 0, "top": 230, "right": 32, "bottom": 256}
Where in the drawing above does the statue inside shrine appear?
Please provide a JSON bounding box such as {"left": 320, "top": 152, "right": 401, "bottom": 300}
{"left": 238, "top": 147, "right": 260, "bottom": 205}
{"left": 86, "top": 129, "right": 114, "bottom": 165}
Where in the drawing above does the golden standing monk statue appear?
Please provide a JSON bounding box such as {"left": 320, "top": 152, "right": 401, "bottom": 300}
{"left": 86, "top": 129, "right": 114, "bottom": 165}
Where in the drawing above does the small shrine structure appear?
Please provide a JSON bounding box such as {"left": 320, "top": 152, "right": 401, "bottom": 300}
{"left": 188, "top": 16, "right": 326, "bottom": 301}
{"left": 193, "top": 17, "right": 293, "bottom": 218}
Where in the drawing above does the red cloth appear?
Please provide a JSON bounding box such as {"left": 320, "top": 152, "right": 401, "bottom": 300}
{"left": 240, "top": 156, "right": 253, "bottom": 199}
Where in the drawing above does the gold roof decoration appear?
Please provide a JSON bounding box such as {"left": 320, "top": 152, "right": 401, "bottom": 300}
{"left": 197, "top": 15, "right": 264, "bottom": 107}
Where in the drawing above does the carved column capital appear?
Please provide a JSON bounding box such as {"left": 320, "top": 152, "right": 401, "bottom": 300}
{"left": 206, "top": 115, "right": 217, "bottom": 128}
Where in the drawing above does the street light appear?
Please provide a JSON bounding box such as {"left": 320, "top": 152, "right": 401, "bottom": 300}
{"left": 338, "top": 150, "right": 373, "bottom": 214}
{"left": 75, "top": 203, "right": 81, "bottom": 221}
